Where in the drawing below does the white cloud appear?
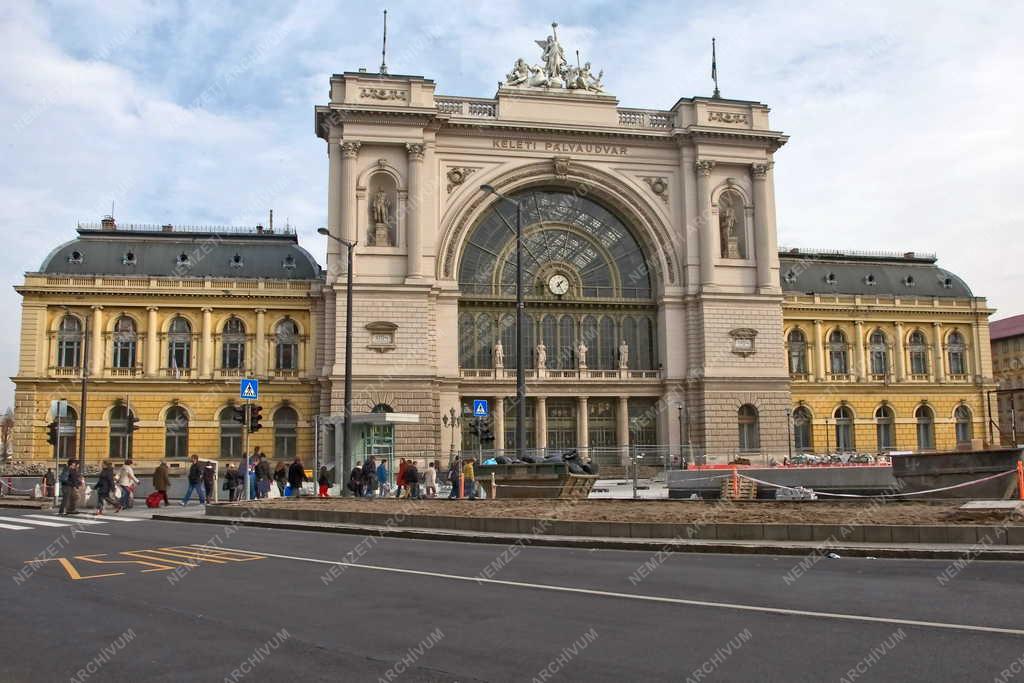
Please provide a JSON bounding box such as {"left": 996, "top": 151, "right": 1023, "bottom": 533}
{"left": 0, "top": 0, "right": 1021, "bottom": 410}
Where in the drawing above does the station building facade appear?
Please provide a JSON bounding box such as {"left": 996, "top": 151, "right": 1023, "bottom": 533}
{"left": 11, "top": 37, "right": 998, "bottom": 466}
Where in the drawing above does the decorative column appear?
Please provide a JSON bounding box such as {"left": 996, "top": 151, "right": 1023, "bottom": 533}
{"left": 812, "top": 319, "right": 826, "bottom": 382}
{"left": 751, "top": 162, "right": 775, "bottom": 291}
{"left": 894, "top": 322, "right": 906, "bottom": 382}
{"left": 854, "top": 320, "right": 866, "bottom": 382}
{"left": 577, "top": 396, "right": 589, "bottom": 459}
{"left": 617, "top": 396, "right": 630, "bottom": 466}
{"left": 255, "top": 309, "right": 267, "bottom": 377}
{"left": 201, "top": 307, "right": 214, "bottom": 378}
{"left": 90, "top": 306, "right": 104, "bottom": 376}
{"left": 405, "top": 143, "right": 425, "bottom": 279}
{"left": 535, "top": 397, "right": 548, "bottom": 450}
{"left": 146, "top": 306, "right": 159, "bottom": 377}
{"left": 695, "top": 160, "right": 717, "bottom": 288}
{"left": 493, "top": 397, "right": 505, "bottom": 452}
{"left": 326, "top": 138, "right": 343, "bottom": 271}
{"left": 340, "top": 141, "right": 361, "bottom": 245}
{"left": 933, "top": 322, "right": 946, "bottom": 383}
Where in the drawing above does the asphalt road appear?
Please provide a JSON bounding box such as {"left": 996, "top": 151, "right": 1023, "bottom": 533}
{"left": 0, "top": 507, "right": 1021, "bottom": 682}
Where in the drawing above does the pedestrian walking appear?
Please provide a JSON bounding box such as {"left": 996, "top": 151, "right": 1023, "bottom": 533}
{"left": 348, "top": 462, "right": 364, "bottom": 496}
{"left": 287, "top": 456, "right": 306, "bottom": 498}
{"left": 93, "top": 460, "right": 122, "bottom": 515}
{"left": 447, "top": 459, "right": 461, "bottom": 499}
{"left": 42, "top": 468, "right": 56, "bottom": 498}
{"left": 273, "top": 461, "right": 288, "bottom": 496}
{"left": 116, "top": 459, "right": 139, "bottom": 509}
{"left": 255, "top": 454, "right": 272, "bottom": 498}
{"left": 181, "top": 454, "right": 207, "bottom": 505}
{"left": 424, "top": 462, "right": 437, "bottom": 498}
{"left": 59, "top": 460, "right": 81, "bottom": 515}
{"left": 405, "top": 460, "right": 420, "bottom": 499}
{"left": 463, "top": 458, "right": 477, "bottom": 500}
{"left": 363, "top": 456, "right": 377, "bottom": 498}
{"left": 202, "top": 460, "right": 216, "bottom": 501}
{"left": 317, "top": 466, "right": 331, "bottom": 498}
{"left": 376, "top": 460, "right": 389, "bottom": 497}
{"left": 223, "top": 463, "right": 239, "bottom": 501}
{"left": 152, "top": 460, "right": 170, "bottom": 506}
{"left": 396, "top": 458, "right": 408, "bottom": 498}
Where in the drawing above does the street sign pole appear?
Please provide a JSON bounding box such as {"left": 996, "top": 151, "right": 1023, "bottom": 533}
{"left": 242, "top": 403, "right": 250, "bottom": 502}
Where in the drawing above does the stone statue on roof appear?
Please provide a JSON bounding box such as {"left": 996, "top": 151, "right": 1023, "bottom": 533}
{"left": 502, "top": 22, "right": 607, "bottom": 94}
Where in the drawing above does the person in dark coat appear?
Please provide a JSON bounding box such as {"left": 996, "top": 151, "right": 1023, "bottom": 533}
{"left": 152, "top": 461, "right": 170, "bottom": 506}
{"left": 363, "top": 456, "right": 377, "bottom": 498}
{"left": 181, "top": 454, "right": 206, "bottom": 505}
{"left": 404, "top": 461, "right": 420, "bottom": 499}
{"left": 255, "top": 454, "right": 272, "bottom": 498}
{"left": 348, "top": 462, "right": 364, "bottom": 496}
{"left": 59, "top": 460, "right": 81, "bottom": 515}
{"left": 273, "top": 461, "right": 288, "bottom": 496}
{"left": 317, "top": 466, "right": 331, "bottom": 498}
{"left": 202, "top": 460, "right": 216, "bottom": 501}
{"left": 93, "top": 459, "right": 121, "bottom": 515}
{"left": 287, "top": 457, "right": 305, "bottom": 498}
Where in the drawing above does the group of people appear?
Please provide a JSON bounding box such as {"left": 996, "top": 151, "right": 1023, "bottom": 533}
{"left": 56, "top": 458, "right": 141, "bottom": 516}
{"left": 343, "top": 457, "right": 479, "bottom": 500}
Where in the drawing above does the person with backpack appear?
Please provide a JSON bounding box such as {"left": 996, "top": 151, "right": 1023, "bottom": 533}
{"left": 152, "top": 460, "right": 170, "bottom": 506}
{"left": 317, "top": 466, "right": 331, "bottom": 498}
{"left": 116, "top": 459, "right": 139, "bottom": 509}
{"left": 287, "top": 456, "right": 306, "bottom": 498}
{"left": 58, "top": 460, "right": 81, "bottom": 515}
{"left": 93, "top": 460, "right": 121, "bottom": 515}
{"left": 181, "top": 454, "right": 206, "bottom": 505}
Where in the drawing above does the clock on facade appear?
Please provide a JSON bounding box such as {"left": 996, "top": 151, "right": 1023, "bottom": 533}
{"left": 547, "top": 273, "right": 570, "bottom": 296}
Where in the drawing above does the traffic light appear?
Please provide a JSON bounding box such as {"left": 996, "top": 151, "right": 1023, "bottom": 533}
{"left": 480, "top": 426, "right": 495, "bottom": 444}
{"left": 126, "top": 412, "right": 140, "bottom": 432}
{"left": 250, "top": 404, "right": 263, "bottom": 432}
{"left": 46, "top": 421, "right": 58, "bottom": 446}
{"left": 231, "top": 405, "right": 246, "bottom": 424}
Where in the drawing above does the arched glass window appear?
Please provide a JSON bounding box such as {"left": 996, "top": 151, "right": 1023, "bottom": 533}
{"left": 639, "top": 317, "right": 656, "bottom": 371}
{"left": 109, "top": 404, "right": 134, "bottom": 460}
{"left": 112, "top": 316, "right": 137, "bottom": 369}
{"left": 948, "top": 331, "right": 967, "bottom": 376}
{"left": 954, "top": 405, "right": 973, "bottom": 445}
{"left": 56, "top": 406, "right": 78, "bottom": 460}
{"left": 458, "top": 313, "right": 475, "bottom": 368}
{"left": 598, "top": 316, "right": 617, "bottom": 369}
{"left": 787, "top": 329, "right": 807, "bottom": 375}
{"left": 792, "top": 406, "right": 812, "bottom": 452}
{"left": 869, "top": 330, "right": 889, "bottom": 377}
{"left": 834, "top": 406, "right": 855, "bottom": 452}
{"left": 915, "top": 404, "right": 935, "bottom": 451}
{"left": 738, "top": 405, "right": 760, "bottom": 452}
{"left": 581, "top": 315, "right": 598, "bottom": 366}
{"left": 219, "top": 407, "right": 243, "bottom": 459}
{"left": 57, "top": 316, "right": 83, "bottom": 368}
{"left": 168, "top": 316, "right": 192, "bottom": 371}
{"left": 828, "top": 330, "right": 849, "bottom": 376}
{"left": 540, "top": 314, "right": 557, "bottom": 368}
{"left": 222, "top": 317, "right": 246, "bottom": 370}
{"left": 875, "top": 405, "right": 895, "bottom": 452}
{"left": 273, "top": 406, "right": 298, "bottom": 460}
{"left": 623, "top": 317, "right": 639, "bottom": 371}
{"left": 499, "top": 313, "right": 516, "bottom": 369}
{"left": 476, "top": 314, "right": 495, "bottom": 369}
{"left": 275, "top": 319, "right": 299, "bottom": 370}
{"left": 909, "top": 330, "right": 929, "bottom": 376}
{"left": 556, "top": 315, "right": 576, "bottom": 369}
{"left": 165, "top": 406, "right": 189, "bottom": 459}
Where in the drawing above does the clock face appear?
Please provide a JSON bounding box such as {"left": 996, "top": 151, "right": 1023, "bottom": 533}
{"left": 548, "top": 273, "right": 570, "bottom": 296}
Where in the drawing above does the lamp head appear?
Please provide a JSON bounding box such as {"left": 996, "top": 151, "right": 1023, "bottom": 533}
{"left": 316, "top": 227, "right": 329, "bottom": 236}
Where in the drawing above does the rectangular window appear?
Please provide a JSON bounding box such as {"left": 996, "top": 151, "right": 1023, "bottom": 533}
{"left": 169, "top": 342, "right": 191, "bottom": 369}
{"left": 223, "top": 342, "right": 245, "bottom": 369}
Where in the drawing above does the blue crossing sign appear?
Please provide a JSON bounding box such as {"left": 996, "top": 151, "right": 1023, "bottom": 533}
{"left": 472, "top": 399, "right": 489, "bottom": 417}
{"left": 240, "top": 378, "right": 260, "bottom": 400}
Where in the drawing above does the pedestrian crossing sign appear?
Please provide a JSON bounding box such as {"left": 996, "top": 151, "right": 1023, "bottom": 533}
{"left": 240, "top": 379, "right": 259, "bottom": 400}
{"left": 473, "top": 399, "right": 489, "bottom": 417}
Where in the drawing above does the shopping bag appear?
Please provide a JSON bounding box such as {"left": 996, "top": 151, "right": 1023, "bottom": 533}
{"left": 283, "top": 485, "right": 292, "bottom": 497}
{"left": 267, "top": 483, "right": 280, "bottom": 499}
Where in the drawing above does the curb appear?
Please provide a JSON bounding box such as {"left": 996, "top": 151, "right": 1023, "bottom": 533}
{"left": 0, "top": 500, "right": 51, "bottom": 510}
{"left": 151, "top": 513, "right": 1024, "bottom": 561}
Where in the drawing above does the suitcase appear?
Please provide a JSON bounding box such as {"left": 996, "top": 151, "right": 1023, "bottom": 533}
{"left": 145, "top": 491, "right": 163, "bottom": 508}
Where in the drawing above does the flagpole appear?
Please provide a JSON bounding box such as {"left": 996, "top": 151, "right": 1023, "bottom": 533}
{"left": 711, "top": 37, "right": 720, "bottom": 98}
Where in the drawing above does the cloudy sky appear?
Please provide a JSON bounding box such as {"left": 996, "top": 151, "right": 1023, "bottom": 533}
{"left": 1, "top": 0, "right": 1022, "bottom": 408}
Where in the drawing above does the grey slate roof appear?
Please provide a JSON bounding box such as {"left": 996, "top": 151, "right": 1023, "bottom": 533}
{"left": 39, "top": 229, "right": 321, "bottom": 280}
{"left": 779, "top": 250, "right": 973, "bottom": 298}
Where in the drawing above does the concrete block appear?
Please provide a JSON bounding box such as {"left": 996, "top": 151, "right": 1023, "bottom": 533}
{"left": 862, "top": 526, "right": 893, "bottom": 543}
{"left": 486, "top": 518, "right": 520, "bottom": 535}
{"left": 606, "top": 523, "right": 631, "bottom": 538}
{"left": 786, "top": 525, "right": 813, "bottom": 541}
{"left": 648, "top": 523, "right": 678, "bottom": 540}
{"left": 628, "top": 524, "right": 651, "bottom": 539}
{"left": 891, "top": 526, "right": 920, "bottom": 544}
{"left": 763, "top": 524, "right": 789, "bottom": 541}
{"left": 572, "top": 521, "right": 611, "bottom": 537}
{"left": 547, "top": 520, "right": 575, "bottom": 537}
{"left": 1003, "top": 527, "right": 1024, "bottom": 546}
{"left": 944, "top": 526, "right": 979, "bottom": 544}
{"left": 811, "top": 525, "right": 846, "bottom": 542}
{"left": 917, "top": 526, "right": 948, "bottom": 544}
{"left": 717, "top": 524, "right": 763, "bottom": 540}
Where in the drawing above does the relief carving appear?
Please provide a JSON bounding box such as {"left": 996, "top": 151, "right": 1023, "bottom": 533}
{"left": 642, "top": 176, "right": 669, "bottom": 203}
{"left": 708, "top": 110, "right": 749, "bottom": 125}
{"left": 446, "top": 166, "right": 478, "bottom": 193}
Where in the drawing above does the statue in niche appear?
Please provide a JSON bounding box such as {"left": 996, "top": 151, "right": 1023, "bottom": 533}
{"left": 719, "top": 202, "right": 741, "bottom": 259}
{"left": 578, "top": 342, "right": 588, "bottom": 369}
{"left": 619, "top": 340, "right": 629, "bottom": 370}
{"left": 536, "top": 342, "right": 547, "bottom": 368}
{"left": 371, "top": 188, "right": 392, "bottom": 246}
{"left": 493, "top": 341, "right": 504, "bottom": 368}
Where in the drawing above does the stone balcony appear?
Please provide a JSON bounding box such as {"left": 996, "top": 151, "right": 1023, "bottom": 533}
{"left": 460, "top": 367, "right": 662, "bottom": 381}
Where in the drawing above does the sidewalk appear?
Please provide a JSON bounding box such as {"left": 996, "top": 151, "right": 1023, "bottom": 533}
{"left": 151, "top": 508, "right": 1024, "bottom": 561}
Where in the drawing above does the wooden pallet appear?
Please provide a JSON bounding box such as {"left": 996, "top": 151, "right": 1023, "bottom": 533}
{"left": 720, "top": 477, "right": 758, "bottom": 500}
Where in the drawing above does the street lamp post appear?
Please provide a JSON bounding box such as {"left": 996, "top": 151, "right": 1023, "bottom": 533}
{"left": 318, "top": 227, "right": 357, "bottom": 494}
{"left": 479, "top": 185, "right": 526, "bottom": 459}
{"left": 785, "top": 407, "right": 793, "bottom": 463}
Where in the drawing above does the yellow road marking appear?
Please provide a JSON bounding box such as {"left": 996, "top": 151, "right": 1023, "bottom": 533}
{"left": 23, "top": 558, "right": 124, "bottom": 580}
